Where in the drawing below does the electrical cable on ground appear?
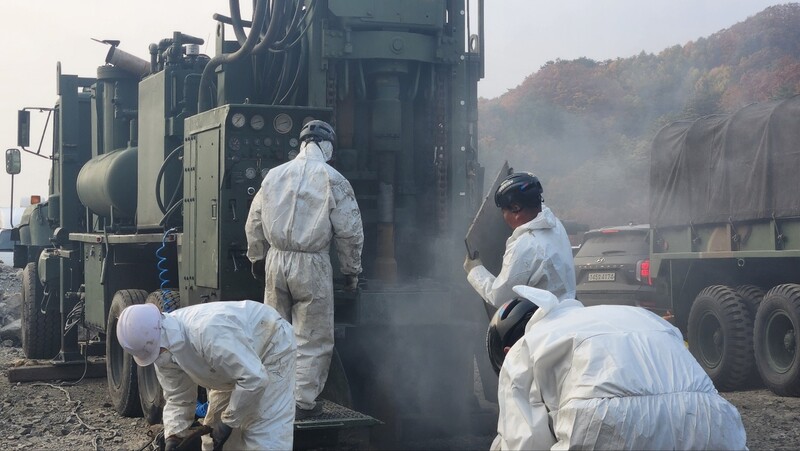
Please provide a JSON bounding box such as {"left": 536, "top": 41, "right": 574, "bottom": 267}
{"left": 31, "top": 382, "right": 118, "bottom": 451}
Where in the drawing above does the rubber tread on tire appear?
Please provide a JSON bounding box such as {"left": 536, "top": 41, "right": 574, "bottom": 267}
{"left": 20, "top": 262, "right": 60, "bottom": 359}
{"left": 754, "top": 284, "right": 800, "bottom": 396}
{"left": 735, "top": 284, "right": 765, "bottom": 387}
{"left": 106, "top": 289, "right": 148, "bottom": 417}
{"left": 137, "top": 289, "right": 180, "bottom": 424}
{"left": 687, "top": 285, "right": 754, "bottom": 391}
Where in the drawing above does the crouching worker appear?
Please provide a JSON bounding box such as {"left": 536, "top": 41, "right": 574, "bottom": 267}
{"left": 488, "top": 285, "right": 747, "bottom": 450}
{"left": 117, "top": 300, "right": 296, "bottom": 451}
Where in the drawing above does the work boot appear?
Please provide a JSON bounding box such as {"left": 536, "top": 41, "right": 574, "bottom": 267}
{"left": 295, "top": 402, "right": 323, "bottom": 421}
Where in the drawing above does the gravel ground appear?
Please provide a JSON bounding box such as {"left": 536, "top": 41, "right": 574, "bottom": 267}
{"left": 2, "top": 262, "right": 800, "bottom": 450}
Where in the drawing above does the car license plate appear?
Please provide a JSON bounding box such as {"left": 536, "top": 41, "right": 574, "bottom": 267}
{"left": 588, "top": 272, "right": 615, "bottom": 282}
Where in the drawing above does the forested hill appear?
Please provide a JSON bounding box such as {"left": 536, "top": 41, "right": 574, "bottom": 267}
{"left": 478, "top": 3, "right": 800, "bottom": 228}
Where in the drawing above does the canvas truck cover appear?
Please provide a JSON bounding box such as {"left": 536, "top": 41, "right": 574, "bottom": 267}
{"left": 650, "top": 95, "right": 800, "bottom": 227}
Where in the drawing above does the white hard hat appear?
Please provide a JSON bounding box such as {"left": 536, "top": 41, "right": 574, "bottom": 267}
{"left": 116, "top": 303, "right": 163, "bottom": 366}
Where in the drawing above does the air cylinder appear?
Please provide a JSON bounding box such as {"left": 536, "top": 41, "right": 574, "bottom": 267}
{"left": 77, "top": 146, "right": 138, "bottom": 219}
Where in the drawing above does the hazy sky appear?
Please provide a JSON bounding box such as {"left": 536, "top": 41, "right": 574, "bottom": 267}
{"left": 0, "top": 0, "right": 789, "bottom": 206}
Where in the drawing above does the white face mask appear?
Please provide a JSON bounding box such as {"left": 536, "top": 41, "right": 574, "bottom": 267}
{"left": 154, "top": 348, "right": 174, "bottom": 367}
{"left": 319, "top": 141, "right": 334, "bottom": 161}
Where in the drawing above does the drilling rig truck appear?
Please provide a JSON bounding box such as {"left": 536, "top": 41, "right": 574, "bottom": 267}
{"left": 6, "top": 0, "right": 490, "bottom": 446}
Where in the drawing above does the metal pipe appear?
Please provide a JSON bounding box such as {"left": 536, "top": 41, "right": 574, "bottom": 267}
{"left": 105, "top": 46, "right": 151, "bottom": 78}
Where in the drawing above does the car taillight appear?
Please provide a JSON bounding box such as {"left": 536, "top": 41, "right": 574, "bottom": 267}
{"left": 636, "top": 259, "right": 651, "bottom": 285}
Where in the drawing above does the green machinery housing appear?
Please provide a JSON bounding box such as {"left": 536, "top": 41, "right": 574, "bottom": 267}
{"left": 9, "top": 0, "right": 490, "bottom": 444}
{"left": 649, "top": 95, "right": 800, "bottom": 398}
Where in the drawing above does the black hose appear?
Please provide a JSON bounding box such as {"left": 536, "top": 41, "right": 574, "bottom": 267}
{"left": 155, "top": 144, "right": 184, "bottom": 214}
{"left": 198, "top": 0, "right": 269, "bottom": 111}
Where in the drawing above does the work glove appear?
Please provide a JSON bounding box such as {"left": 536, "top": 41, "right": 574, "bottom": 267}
{"left": 163, "top": 423, "right": 211, "bottom": 451}
{"left": 211, "top": 422, "right": 233, "bottom": 451}
{"left": 344, "top": 274, "right": 359, "bottom": 291}
{"left": 463, "top": 252, "right": 483, "bottom": 273}
{"left": 163, "top": 435, "right": 180, "bottom": 451}
{"left": 250, "top": 260, "right": 266, "bottom": 281}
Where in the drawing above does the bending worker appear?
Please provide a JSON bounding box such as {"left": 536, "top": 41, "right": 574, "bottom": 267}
{"left": 245, "top": 119, "right": 364, "bottom": 420}
{"left": 488, "top": 285, "right": 747, "bottom": 450}
{"left": 464, "top": 172, "right": 575, "bottom": 308}
{"left": 116, "top": 300, "right": 296, "bottom": 450}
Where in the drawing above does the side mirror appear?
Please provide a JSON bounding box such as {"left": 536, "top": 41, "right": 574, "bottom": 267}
{"left": 6, "top": 148, "right": 21, "bottom": 175}
{"left": 18, "top": 110, "right": 30, "bottom": 148}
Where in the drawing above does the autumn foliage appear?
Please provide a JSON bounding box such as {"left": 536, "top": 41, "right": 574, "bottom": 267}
{"left": 479, "top": 3, "right": 800, "bottom": 228}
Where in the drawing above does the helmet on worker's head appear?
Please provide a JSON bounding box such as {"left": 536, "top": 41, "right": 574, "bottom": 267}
{"left": 494, "top": 172, "right": 543, "bottom": 210}
{"left": 486, "top": 298, "right": 538, "bottom": 375}
{"left": 299, "top": 120, "right": 336, "bottom": 145}
{"left": 116, "top": 303, "right": 163, "bottom": 366}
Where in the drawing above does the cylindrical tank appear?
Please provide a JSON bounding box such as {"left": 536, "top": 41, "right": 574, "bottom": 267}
{"left": 77, "top": 146, "right": 138, "bottom": 219}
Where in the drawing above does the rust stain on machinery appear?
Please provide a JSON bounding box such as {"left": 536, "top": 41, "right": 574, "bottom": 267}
{"left": 7, "top": 0, "right": 492, "bottom": 447}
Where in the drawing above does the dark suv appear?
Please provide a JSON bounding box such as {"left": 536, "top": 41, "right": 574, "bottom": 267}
{"left": 574, "top": 224, "right": 662, "bottom": 314}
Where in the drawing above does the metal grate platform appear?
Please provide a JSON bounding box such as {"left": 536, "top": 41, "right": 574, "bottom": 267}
{"left": 294, "top": 399, "right": 381, "bottom": 431}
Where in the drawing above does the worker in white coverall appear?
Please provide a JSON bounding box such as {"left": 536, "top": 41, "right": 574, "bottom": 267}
{"left": 116, "top": 300, "right": 296, "bottom": 451}
{"left": 245, "top": 119, "right": 364, "bottom": 420}
{"left": 464, "top": 172, "right": 575, "bottom": 308}
{"left": 487, "top": 285, "right": 748, "bottom": 450}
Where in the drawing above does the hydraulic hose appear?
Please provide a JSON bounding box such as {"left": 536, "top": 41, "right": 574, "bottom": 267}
{"left": 198, "top": 0, "right": 269, "bottom": 112}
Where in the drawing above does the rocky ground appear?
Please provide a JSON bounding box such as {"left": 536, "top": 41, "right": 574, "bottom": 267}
{"left": 1, "top": 261, "right": 800, "bottom": 450}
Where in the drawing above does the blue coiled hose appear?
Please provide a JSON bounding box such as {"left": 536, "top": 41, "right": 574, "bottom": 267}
{"left": 157, "top": 228, "right": 178, "bottom": 313}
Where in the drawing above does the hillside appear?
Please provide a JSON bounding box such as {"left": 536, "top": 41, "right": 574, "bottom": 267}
{"left": 478, "top": 3, "right": 800, "bottom": 228}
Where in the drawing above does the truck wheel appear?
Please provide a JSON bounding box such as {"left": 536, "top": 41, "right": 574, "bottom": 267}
{"left": 754, "top": 284, "right": 800, "bottom": 396}
{"left": 137, "top": 289, "right": 180, "bottom": 424}
{"left": 735, "top": 284, "right": 765, "bottom": 387}
{"left": 735, "top": 285, "right": 765, "bottom": 318}
{"left": 20, "top": 262, "right": 60, "bottom": 359}
{"left": 106, "top": 289, "right": 148, "bottom": 417}
{"left": 687, "top": 285, "right": 754, "bottom": 391}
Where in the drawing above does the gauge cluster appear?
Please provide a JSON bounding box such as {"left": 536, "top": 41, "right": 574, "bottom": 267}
{"left": 224, "top": 106, "right": 331, "bottom": 190}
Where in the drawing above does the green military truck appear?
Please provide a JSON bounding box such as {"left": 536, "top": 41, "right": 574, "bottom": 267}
{"left": 650, "top": 95, "right": 800, "bottom": 396}
{"left": 6, "top": 0, "right": 491, "bottom": 446}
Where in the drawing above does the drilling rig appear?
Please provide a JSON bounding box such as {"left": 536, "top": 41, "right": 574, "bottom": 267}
{"left": 7, "top": 0, "right": 488, "bottom": 445}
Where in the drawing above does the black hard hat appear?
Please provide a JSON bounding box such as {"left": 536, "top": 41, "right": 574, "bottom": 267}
{"left": 486, "top": 298, "right": 538, "bottom": 375}
{"left": 494, "top": 172, "right": 543, "bottom": 210}
{"left": 299, "top": 120, "right": 336, "bottom": 145}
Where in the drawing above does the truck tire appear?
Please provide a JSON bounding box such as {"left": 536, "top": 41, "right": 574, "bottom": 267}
{"left": 735, "top": 284, "right": 765, "bottom": 387}
{"left": 20, "top": 262, "right": 60, "bottom": 359}
{"left": 736, "top": 285, "right": 765, "bottom": 318}
{"left": 754, "top": 284, "right": 800, "bottom": 396}
{"left": 137, "top": 289, "right": 180, "bottom": 424}
{"left": 687, "top": 285, "right": 754, "bottom": 391}
{"left": 106, "top": 289, "right": 148, "bottom": 417}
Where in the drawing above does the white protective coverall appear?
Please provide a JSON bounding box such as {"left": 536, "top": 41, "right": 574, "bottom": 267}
{"left": 155, "top": 300, "right": 296, "bottom": 451}
{"left": 492, "top": 286, "right": 747, "bottom": 451}
{"left": 467, "top": 205, "right": 576, "bottom": 308}
{"left": 244, "top": 140, "right": 363, "bottom": 410}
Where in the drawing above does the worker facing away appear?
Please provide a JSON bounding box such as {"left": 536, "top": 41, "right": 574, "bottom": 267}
{"left": 117, "top": 300, "right": 296, "bottom": 451}
{"left": 245, "top": 119, "right": 364, "bottom": 420}
{"left": 488, "top": 285, "right": 747, "bottom": 450}
{"left": 464, "top": 172, "right": 576, "bottom": 308}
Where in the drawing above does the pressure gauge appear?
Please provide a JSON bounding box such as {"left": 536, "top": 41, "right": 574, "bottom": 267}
{"left": 289, "top": 138, "right": 299, "bottom": 147}
{"left": 231, "top": 113, "right": 246, "bottom": 128}
{"left": 228, "top": 136, "right": 241, "bottom": 151}
{"left": 261, "top": 168, "right": 270, "bottom": 178}
{"left": 274, "top": 113, "right": 293, "bottom": 134}
{"left": 250, "top": 114, "right": 265, "bottom": 131}
{"left": 244, "top": 167, "right": 258, "bottom": 180}
{"left": 302, "top": 116, "right": 315, "bottom": 126}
